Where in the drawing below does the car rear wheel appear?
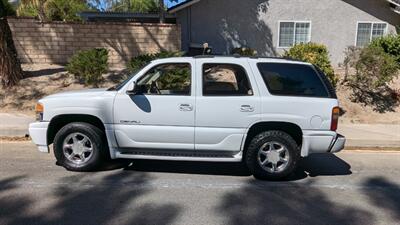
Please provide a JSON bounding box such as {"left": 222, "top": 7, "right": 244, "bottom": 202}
{"left": 245, "top": 130, "right": 300, "bottom": 180}
{"left": 54, "top": 122, "right": 108, "bottom": 171}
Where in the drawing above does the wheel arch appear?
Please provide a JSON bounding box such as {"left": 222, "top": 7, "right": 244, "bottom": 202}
{"left": 47, "top": 114, "right": 106, "bottom": 145}
{"left": 243, "top": 121, "right": 303, "bottom": 152}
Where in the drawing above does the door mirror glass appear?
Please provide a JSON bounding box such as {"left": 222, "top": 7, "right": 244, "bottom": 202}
{"left": 126, "top": 81, "right": 137, "bottom": 95}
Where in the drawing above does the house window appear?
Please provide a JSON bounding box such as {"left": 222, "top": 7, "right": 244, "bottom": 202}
{"left": 356, "top": 22, "right": 387, "bottom": 47}
{"left": 278, "top": 21, "right": 311, "bottom": 48}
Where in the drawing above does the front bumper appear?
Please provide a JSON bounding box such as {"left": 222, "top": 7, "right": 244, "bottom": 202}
{"left": 301, "top": 130, "right": 346, "bottom": 156}
{"left": 29, "top": 122, "right": 49, "bottom": 153}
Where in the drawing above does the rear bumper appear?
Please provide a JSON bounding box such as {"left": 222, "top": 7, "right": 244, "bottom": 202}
{"left": 28, "top": 122, "right": 49, "bottom": 153}
{"left": 301, "top": 130, "right": 346, "bottom": 156}
{"left": 330, "top": 134, "right": 346, "bottom": 153}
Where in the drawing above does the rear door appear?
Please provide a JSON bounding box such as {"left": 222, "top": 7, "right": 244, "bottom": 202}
{"left": 194, "top": 58, "right": 261, "bottom": 152}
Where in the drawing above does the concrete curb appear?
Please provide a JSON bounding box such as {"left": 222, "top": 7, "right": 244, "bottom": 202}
{"left": 0, "top": 127, "right": 29, "bottom": 137}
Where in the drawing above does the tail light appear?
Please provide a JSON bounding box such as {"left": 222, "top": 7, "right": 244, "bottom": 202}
{"left": 331, "top": 107, "right": 340, "bottom": 131}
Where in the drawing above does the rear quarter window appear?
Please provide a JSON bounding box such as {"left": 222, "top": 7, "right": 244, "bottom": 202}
{"left": 257, "top": 62, "right": 330, "bottom": 98}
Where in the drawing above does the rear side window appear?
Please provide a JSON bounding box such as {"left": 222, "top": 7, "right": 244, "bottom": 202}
{"left": 257, "top": 63, "right": 329, "bottom": 98}
{"left": 203, "top": 64, "right": 253, "bottom": 96}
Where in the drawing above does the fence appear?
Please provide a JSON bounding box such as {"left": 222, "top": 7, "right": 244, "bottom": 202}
{"left": 8, "top": 18, "right": 181, "bottom": 68}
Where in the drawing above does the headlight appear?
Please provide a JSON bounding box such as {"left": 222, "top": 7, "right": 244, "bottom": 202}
{"left": 35, "top": 103, "right": 44, "bottom": 121}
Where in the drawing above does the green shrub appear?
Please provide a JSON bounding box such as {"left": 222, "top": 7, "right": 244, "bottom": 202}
{"left": 231, "top": 47, "right": 257, "bottom": 56}
{"left": 66, "top": 48, "right": 109, "bottom": 86}
{"left": 370, "top": 34, "right": 400, "bottom": 64}
{"left": 127, "top": 51, "right": 184, "bottom": 73}
{"left": 348, "top": 46, "right": 398, "bottom": 89}
{"left": 345, "top": 45, "right": 399, "bottom": 112}
{"left": 283, "top": 43, "right": 338, "bottom": 87}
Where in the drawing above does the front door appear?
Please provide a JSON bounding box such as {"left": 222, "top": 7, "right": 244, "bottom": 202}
{"left": 114, "top": 61, "right": 195, "bottom": 150}
{"left": 194, "top": 59, "right": 261, "bottom": 152}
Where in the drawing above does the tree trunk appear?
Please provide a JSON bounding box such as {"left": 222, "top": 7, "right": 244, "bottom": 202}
{"left": 0, "top": 18, "right": 23, "bottom": 87}
{"left": 159, "top": 0, "right": 165, "bottom": 23}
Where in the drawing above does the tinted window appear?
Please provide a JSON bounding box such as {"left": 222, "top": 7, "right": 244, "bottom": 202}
{"left": 257, "top": 63, "right": 329, "bottom": 97}
{"left": 203, "top": 64, "right": 253, "bottom": 96}
{"left": 137, "top": 63, "right": 191, "bottom": 96}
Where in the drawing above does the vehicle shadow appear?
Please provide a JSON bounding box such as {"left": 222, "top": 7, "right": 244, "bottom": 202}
{"left": 123, "top": 153, "right": 352, "bottom": 180}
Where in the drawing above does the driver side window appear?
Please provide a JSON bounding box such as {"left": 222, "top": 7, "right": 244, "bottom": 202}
{"left": 136, "top": 63, "right": 191, "bottom": 96}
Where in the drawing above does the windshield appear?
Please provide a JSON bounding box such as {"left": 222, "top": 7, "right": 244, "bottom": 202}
{"left": 107, "top": 63, "right": 150, "bottom": 91}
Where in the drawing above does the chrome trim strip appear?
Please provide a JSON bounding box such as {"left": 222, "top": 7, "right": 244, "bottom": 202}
{"left": 115, "top": 152, "right": 242, "bottom": 162}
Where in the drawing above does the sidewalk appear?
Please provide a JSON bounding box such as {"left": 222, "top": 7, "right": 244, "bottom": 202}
{"left": 0, "top": 113, "right": 35, "bottom": 137}
{"left": 338, "top": 124, "right": 400, "bottom": 148}
{"left": 0, "top": 113, "right": 399, "bottom": 149}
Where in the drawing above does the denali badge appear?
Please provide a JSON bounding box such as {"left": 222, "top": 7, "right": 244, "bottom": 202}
{"left": 120, "top": 120, "right": 141, "bottom": 124}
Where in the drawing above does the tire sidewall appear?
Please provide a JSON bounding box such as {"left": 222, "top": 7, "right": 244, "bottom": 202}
{"left": 54, "top": 122, "right": 105, "bottom": 171}
{"left": 246, "top": 131, "right": 300, "bottom": 180}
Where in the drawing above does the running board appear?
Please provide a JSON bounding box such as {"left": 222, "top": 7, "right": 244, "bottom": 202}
{"left": 115, "top": 150, "right": 243, "bottom": 162}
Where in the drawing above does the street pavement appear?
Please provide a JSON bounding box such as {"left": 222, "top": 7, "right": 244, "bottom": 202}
{"left": 0, "top": 142, "right": 400, "bottom": 225}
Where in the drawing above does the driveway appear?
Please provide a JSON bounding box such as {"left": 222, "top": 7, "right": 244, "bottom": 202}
{"left": 0, "top": 142, "right": 399, "bottom": 225}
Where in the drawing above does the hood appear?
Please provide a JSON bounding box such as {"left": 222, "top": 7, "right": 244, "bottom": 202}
{"left": 43, "top": 88, "right": 109, "bottom": 99}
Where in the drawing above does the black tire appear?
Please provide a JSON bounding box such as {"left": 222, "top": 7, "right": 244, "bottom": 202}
{"left": 53, "top": 122, "right": 108, "bottom": 172}
{"left": 245, "top": 130, "right": 300, "bottom": 180}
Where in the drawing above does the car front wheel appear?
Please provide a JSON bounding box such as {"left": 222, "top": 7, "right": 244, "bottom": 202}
{"left": 53, "top": 122, "right": 108, "bottom": 171}
{"left": 245, "top": 130, "right": 300, "bottom": 180}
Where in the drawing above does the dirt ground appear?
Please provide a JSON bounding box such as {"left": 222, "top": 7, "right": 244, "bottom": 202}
{"left": 0, "top": 64, "right": 127, "bottom": 116}
{"left": 1, "top": 64, "right": 399, "bottom": 124}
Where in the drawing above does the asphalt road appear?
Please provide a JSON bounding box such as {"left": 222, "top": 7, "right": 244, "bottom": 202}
{"left": 1, "top": 142, "right": 400, "bottom": 225}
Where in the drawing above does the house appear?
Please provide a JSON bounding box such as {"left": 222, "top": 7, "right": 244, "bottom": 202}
{"left": 168, "top": 0, "right": 400, "bottom": 66}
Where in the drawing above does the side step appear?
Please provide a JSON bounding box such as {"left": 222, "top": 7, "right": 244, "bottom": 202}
{"left": 115, "top": 149, "right": 243, "bottom": 162}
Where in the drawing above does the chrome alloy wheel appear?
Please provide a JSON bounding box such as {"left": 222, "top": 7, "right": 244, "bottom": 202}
{"left": 62, "top": 132, "right": 94, "bottom": 165}
{"left": 257, "top": 141, "right": 290, "bottom": 173}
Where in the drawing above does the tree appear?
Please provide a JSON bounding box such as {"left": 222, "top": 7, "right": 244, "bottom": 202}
{"left": 44, "top": 0, "right": 89, "bottom": 21}
{"left": 159, "top": 0, "right": 164, "bottom": 23}
{"left": 111, "top": 0, "right": 159, "bottom": 13}
{"left": 0, "top": 0, "right": 24, "bottom": 87}
{"left": 17, "top": 0, "right": 47, "bottom": 21}
{"left": 17, "top": 0, "right": 88, "bottom": 21}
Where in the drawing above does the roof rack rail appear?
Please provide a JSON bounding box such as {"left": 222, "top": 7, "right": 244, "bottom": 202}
{"left": 191, "top": 55, "right": 305, "bottom": 63}
{"left": 193, "top": 55, "right": 215, "bottom": 58}
{"left": 249, "top": 56, "right": 304, "bottom": 62}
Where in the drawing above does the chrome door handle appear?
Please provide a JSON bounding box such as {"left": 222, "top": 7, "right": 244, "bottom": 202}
{"left": 179, "top": 104, "right": 193, "bottom": 111}
{"left": 240, "top": 105, "right": 254, "bottom": 112}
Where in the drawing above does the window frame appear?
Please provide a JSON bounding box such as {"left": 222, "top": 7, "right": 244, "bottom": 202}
{"left": 277, "top": 20, "right": 312, "bottom": 48}
{"left": 201, "top": 63, "right": 254, "bottom": 97}
{"left": 355, "top": 21, "right": 388, "bottom": 47}
{"left": 256, "top": 62, "right": 332, "bottom": 99}
{"left": 136, "top": 62, "right": 193, "bottom": 96}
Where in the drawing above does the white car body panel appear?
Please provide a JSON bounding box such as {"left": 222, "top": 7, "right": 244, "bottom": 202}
{"left": 113, "top": 58, "right": 196, "bottom": 150}
{"left": 29, "top": 56, "right": 346, "bottom": 161}
{"left": 194, "top": 58, "right": 261, "bottom": 152}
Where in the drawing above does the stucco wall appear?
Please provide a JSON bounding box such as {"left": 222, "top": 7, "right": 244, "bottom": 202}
{"left": 176, "top": 0, "right": 399, "bottom": 66}
{"left": 8, "top": 18, "right": 181, "bottom": 68}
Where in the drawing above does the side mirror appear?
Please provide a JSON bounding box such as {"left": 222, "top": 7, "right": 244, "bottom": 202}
{"left": 126, "top": 81, "right": 137, "bottom": 95}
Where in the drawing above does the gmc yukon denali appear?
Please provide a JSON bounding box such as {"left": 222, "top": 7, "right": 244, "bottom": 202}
{"left": 29, "top": 56, "right": 345, "bottom": 180}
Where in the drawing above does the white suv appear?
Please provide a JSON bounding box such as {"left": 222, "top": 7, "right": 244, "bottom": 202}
{"left": 29, "top": 56, "right": 345, "bottom": 180}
